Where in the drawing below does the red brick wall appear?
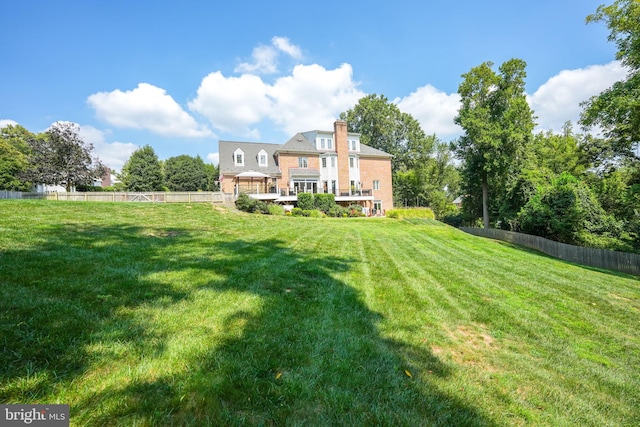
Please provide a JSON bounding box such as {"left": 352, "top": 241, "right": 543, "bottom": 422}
{"left": 359, "top": 156, "right": 394, "bottom": 211}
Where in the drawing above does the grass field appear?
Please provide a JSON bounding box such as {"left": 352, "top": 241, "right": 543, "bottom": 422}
{"left": 0, "top": 200, "right": 638, "bottom": 426}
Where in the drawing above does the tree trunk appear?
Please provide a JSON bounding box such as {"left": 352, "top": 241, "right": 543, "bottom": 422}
{"left": 482, "top": 173, "right": 489, "bottom": 229}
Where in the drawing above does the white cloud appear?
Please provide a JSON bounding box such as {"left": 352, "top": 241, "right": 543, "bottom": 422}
{"left": 394, "top": 85, "right": 462, "bottom": 139}
{"left": 528, "top": 61, "right": 628, "bottom": 133}
{"left": 189, "top": 63, "right": 364, "bottom": 138}
{"left": 267, "top": 63, "right": 365, "bottom": 134}
{"left": 188, "top": 72, "right": 271, "bottom": 139}
{"left": 235, "top": 36, "right": 303, "bottom": 74}
{"left": 78, "top": 124, "right": 137, "bottom": 171}
{"left": 207, "top": 152, "right": 219, "bottom": 166}
{"left": 272, "top": 36, "right": 302, "bottom": 59}
{"left": 87, "top": 83, "right": 213, "bottom": 138}
{"left": 235, "top": 45, "right": 279, "bottom": 74}
{"left": 0, "top": 119, "right": 19, "bottom": 128}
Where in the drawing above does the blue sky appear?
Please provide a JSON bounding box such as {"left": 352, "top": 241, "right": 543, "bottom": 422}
{"left": 0, "top": 0, "right": 625, "bottom": 171}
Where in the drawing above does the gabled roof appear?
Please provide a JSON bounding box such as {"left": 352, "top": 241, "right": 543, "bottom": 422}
{"left": 277, "top": 133, "right": 318, "bottom": 154}
{"left": 218, "top": 140, "right": 281, "bottom": 175}
{"left": 359, "top": 143, "right": 393, "bottom": 158}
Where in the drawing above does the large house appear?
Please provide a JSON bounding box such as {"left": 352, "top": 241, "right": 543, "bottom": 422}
{"left": 219, "top": 120, "right": 393, "bottom": 214}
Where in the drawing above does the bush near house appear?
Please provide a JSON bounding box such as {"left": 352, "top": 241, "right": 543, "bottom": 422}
{"left": 386, "top": 207, "right": 435, "bottom": 219}
{"left": 314, "top": 193, "right": 336, "bottom": 213}
{"left": 297, "top": 193, "right": 314, "bottom": 210}
{"left": 237, "top": 192, "right": 365, "bottom": 219}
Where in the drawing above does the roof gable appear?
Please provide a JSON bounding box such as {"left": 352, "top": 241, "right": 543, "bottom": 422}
{"left": 278, "top": 133, "right": 318, "bottom": 154}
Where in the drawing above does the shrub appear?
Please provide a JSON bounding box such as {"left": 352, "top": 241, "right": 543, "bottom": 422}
{"left": 327, "top": 205, "right": 348, "bottom": 218}
{"left": 347, "top": 204, "right": 365, "bottom": 217}
{"left": 267, "top": 204, "right": 285, "bottom": 216}
{"left": 297, "top": 192, "right": 314, "bottom": 210}
{"left": 291, "top": 207, "right": 305, "bottom": 217}
{"left": 314, "top": 193, "right": 335, "bottom": 213}
{"left": 255, "top": 200, "right": 269, "bottom": 214}
{"left": 385, "top": 208, "right": 435, "bottom": 219}
{"left": 235, "top": 193, "right": 257, "bottom": 212}
{"left": 307, "top": 209, "right": 325, "bottom": 218}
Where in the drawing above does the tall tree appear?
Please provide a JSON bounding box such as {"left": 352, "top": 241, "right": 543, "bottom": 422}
{"left": 22, "top": 122, "right": 105, "bottom": 192}
{"left": 580, "top": 0, "right": 640, "bottom": 161}
{"left": 204, "top": 163, "right": 220, "bottom": 191}
{"left": 0, "top": 124, "right": 33, "bottom": 191}
{"left": 339, "top": 94, "right": 434, "bottom": 173}
{"left": 120, "top": 145, "right": 164, "bottom": 191}
{"left": 164, "top": 155, "right": 208, "bottom": 191}
{"left": 454, "top": 59, "right": 536, "bottom": 228}
{"left": 393, "top": 140, "right": 460, "bottom": 217}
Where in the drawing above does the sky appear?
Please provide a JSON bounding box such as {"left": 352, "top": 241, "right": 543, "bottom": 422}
{"left": 0, "top": 0, "right": 626, "bottom": 172}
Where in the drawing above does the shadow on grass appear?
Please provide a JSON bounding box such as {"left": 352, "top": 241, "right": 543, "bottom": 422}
{"left": 1, "top": 225, "right": 496, "bottom": 425}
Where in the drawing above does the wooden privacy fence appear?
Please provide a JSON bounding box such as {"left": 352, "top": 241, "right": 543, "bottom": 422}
{"left": 460, "top": 227, "right": 640, "bottom": 277}
{"left": 46, "top": 191, "right": 231, "bottom": 203}
{"left": 0, "top": 191, "right": 46, "bottom": 200}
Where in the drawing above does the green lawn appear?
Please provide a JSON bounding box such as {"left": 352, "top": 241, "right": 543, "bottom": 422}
{"left": 0, "top": 200, "right": 638, "bottom": 426}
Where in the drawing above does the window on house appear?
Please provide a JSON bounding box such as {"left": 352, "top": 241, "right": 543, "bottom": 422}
{"left": 234, "top": 148, "right": 245, "bottom": 166}
{"left": 330, "top": 157, "right": 335, "bottom": 168}
{"left": 260, "top": 154, "right": 266, "bottom": 165}
{"left": 327, "top": 138, "right": 333, "bottom": 149}
{"left": 320, "top": 138, "right": 325, "bottom": 149}
{"left": 298, "top": 157, "right": 308, "bottom": 168}
{"left": 322, "top": 158, "right": 327, "bottom": 168}
{"left": 373, "top": 180, "right": 380, "bottom": 190}
{"left": 350, "top": 140, "right": 357, "bottom": 151}
{"left": 349, "top": 157, "right": 355, "bottom": 168}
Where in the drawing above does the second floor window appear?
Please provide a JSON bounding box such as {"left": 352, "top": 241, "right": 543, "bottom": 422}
{"left": 327, "top": 138, "right": 333, "bottom": 149}
{"left": 320, "top": 138, "right": 325, "bottom": 149}
{"left": 322, "top": 158, "right": 327, "bottom": 168}
{"left": 373, "top": 180, "right": 380, "bottom": 190}
{"left": 298, "top": 157, "right": 308, "bottom": 168}
{"left": 259, "top": 154, "right": 266, "bottom": 165}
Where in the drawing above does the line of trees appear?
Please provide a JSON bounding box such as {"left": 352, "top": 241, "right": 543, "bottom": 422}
{"left": 0, "top": 122, "right": 106, "bottom": 192}
{"left": 450, "top": 0, "right": 639, "bottom": 252}
{"left": 117, "top": 145, "right": 219, "bottom": 192}
{"left": 0, "top": 123, "right": 219, "bottom": 193}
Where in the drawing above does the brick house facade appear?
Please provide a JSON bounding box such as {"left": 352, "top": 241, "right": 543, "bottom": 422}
{"left": 219, "top": 120, "right": 393, "bottom": 214}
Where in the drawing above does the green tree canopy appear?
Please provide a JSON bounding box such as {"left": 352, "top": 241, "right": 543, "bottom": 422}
{"left": 121, "top": 145, "right": 164, "bottom": 191}
{"left": 0, "top": 124, "right": 34, "bottom": 191}
{"left": 339, "top": 94, "right": 434, "bottom": 173}
{"left": 518, "top": 172, "right": 621, "bottom": 246}
{"left": 394, "top": 140, "right": 460, "bottom": 217}
{"left": 580, "top": 0, "right": 640, "bottom": 161}
{"left": 22, "top": 122, "right": 105, "bottom": 192}
{"left": 453, "top": 59, "right": 536, "bottom": 228}
{"left": 164, "top": 155, "right": 208, "bottom": 191}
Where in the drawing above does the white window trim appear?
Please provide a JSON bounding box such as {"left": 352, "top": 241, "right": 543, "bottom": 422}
{"left": 234, "top": 148, "right": 245, "bottom": 166}
{"left": 258, "top": 149, "right": 268, "bottom": 167}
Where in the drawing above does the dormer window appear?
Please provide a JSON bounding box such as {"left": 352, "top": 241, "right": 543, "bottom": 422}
{"left": 257, "top": 149, "right": 268, "bottom": 167}
{"left": 234, "top": 148, "right": 245, "bottom": 166}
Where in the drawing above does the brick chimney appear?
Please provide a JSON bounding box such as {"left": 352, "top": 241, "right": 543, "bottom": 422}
{"left": 334, "top": 120, "right": 349, "bottom": 191}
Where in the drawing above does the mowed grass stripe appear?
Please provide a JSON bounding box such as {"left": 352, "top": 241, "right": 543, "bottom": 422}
{"left": 1, "top": 201, "right": 639, "bottom": 426}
